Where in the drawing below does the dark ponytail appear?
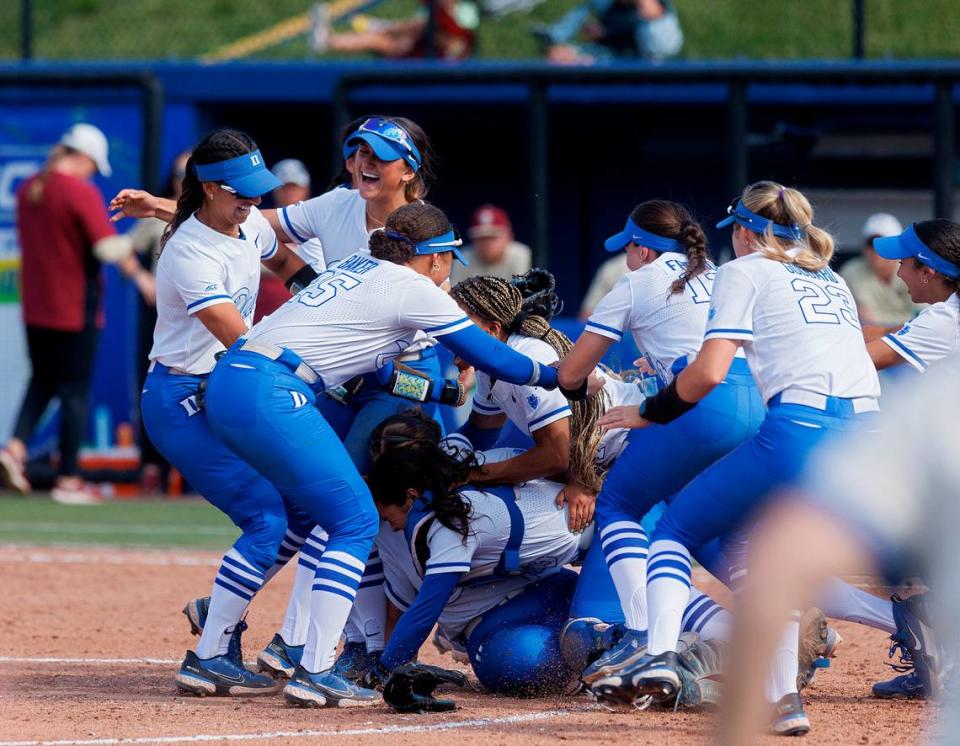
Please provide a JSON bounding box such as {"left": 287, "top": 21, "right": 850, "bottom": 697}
{"left": 914, "top": 219, "right": 960, "bottom": 294}
{"left": 368, "top": 202, "right": 451, "bottom": 265}
{"left": 627, "top": 200, "right": 710, "bottom": 295}
{"left": 367, "top": 443, "right": 474, "bottom": 540}
{"left": 160, "top": 128, "right": 258, "bottom": 252}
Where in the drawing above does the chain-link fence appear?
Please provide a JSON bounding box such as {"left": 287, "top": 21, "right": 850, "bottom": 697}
{"left": 0, "top": 1, "right": 957, "bottom": 63}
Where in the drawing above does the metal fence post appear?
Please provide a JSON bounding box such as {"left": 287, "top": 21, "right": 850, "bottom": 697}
{"left": 424, "top": 0, "right": 438, "bottom": 59}
{"left": 330, "top": 80, "right": 351, "bottom": 184}
{"left": 853, "top": 0, "right": 866, "bottom": 59}
{"left": 727, "top": 80, "right": 748, "bottom": 197}
{"left": 934, "top": 80, "right": 955, "bottom": 220}
{"left": 20, "top": 0, "right": 33, "bottom": 61}
{"left": 528, "top": 81, "right": 549, "bottom": 268}
{"left": 142, "top": 75, "right": 164, "bottom": 194}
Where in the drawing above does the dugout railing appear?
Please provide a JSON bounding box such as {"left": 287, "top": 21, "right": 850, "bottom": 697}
{"left": 333, "top": 61, "right": 960, "bottom": 266}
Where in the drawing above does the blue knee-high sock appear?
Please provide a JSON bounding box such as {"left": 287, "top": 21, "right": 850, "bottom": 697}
{"left": 569, "top": 537, "right": 624, "bottom": 624}
{"left": 197, "top": 547, "right": 266, "bottom": 659}
{"left": 345, "top": 548, "right": 387, "bottom": 652}
{"left": 681, "top": 589, "right": 730, "bottom": 642}
{"left": 263, "top": 528, "right": 307, "bottom": 582}
{"left": 646, "top": 538, "right": 693, "bottom": 655}
{"left": 598, "top": 516, "right": 650, "bottom": 632}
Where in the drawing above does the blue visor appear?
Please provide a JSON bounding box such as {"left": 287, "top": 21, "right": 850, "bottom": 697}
{"left": 716, "top": 200, "right": 803, "bottom": 241}
{"left": 385, "top": 228, "right": 467, "bottom": 266}
{"left": 342, "top": 135, "right": 360, "bottom": 162}
{"left": 194, "top": 150, "right": 282, "bottom": 198}
{"left": 874, "top": 223, "right": 960, "bottom": 279}
{"left": 347, "top": 118, "right": 421, "bottom": 172}
{"left": 604, "top": 217, "right": 681, "bottom": 253}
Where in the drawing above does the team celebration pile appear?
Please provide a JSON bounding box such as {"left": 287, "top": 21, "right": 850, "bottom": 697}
{"left": 95, "top": 114, "right": 956, "bottom": 740}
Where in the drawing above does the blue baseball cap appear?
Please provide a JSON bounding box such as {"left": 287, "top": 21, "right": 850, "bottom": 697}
{"left": 874, "top": 223, "right": 960, "bottom": 279}
{"left": 385, "top": 228, "right": 468, "bottom": 266}
{"left": 194, "top": 150, "right": 282, "bottom": 198}
{"left": 717, "top": 199, "right": 803, "bottom": 241}
{"left": 347, "top": 118, "right": 421, "bottom": 172}
{"left": 604, "top": 217, "right": 681, "bottom": 253}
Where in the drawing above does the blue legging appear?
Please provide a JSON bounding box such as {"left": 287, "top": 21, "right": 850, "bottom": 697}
{"left": 203, "top": 350, "right": 379, "bottom": 570}
{"left": 141, "top": 365, "right": 312, "bottom": 573}
{"left": 467, "top": 570, "right": 578, "bottom": 696}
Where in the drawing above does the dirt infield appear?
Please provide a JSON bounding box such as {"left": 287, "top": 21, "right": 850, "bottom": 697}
{"left": 0, "top": 545, "right": 931, "bottom": 745}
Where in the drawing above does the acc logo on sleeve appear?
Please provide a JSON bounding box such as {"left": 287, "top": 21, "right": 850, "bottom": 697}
{"left": 708, "top": 306, "right": 717, "bottom": 321}
{"left": 526, "top": 394, "right": 539, "bottom": 410}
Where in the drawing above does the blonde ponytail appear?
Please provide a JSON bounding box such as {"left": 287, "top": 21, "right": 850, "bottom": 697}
{"left": 741, "top": 181, "right": 835, "bottom": 271}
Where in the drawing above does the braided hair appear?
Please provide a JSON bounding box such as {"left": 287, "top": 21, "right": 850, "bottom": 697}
{"left": 449, "top": 269, "right": 607, "bottom": 494}
{"left": 627, "top": 200, "right": 711, "bottom": 295}
{"left": 160, "top": 128, "right": 258, "bottom": 251}
{"left": 368, "top": 441, "right": 475, "bottom": 540}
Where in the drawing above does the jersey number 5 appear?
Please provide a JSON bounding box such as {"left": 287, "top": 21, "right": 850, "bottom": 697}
{"left": 791, "top": 279, "right": 860, "bottom": 329}
{"left": 296, "top": 270, "right": 362, "bottom": 307}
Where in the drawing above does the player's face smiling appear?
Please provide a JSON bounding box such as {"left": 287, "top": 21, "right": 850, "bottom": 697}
{"left": 200, "top": 183, "right": 261, "bottom": 234}
{"left": 896, "top": 258, "right": 936, "bottom": 303}
{"left": 354, "top": 143, "right": 413, "bottom": 200}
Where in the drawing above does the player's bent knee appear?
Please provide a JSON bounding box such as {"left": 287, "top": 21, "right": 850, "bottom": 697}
{"left": 469, "top": 625, "right": 574, "bottom": 696}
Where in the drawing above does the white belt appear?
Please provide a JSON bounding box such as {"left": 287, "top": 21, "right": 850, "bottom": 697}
{"left": 396, "top": 349, "right": 424, "bottom": 362}
{"left": 776, "top": 388, "right": 879, "bottom": 414}
{"left": 239, "top": 340, "right": 321, "bottom": 387}
{"left": 147, "top": 360, "right": 193, "bottom": 376}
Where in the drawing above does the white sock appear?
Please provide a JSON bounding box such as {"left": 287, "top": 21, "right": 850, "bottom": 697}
{"left": 278, "top": 528, "right": 327, "bottom": 646}
{"left": 196, "top": 548, "right": 264, "bottom": 659}
{"left": 300, "top": 550, "right": 366, "bottom": 673}
{"left": 817, "top": 576, "right": 895, "bottom": 634}
{"left": 599, "top": 520, "right": 649, "bottom": 631}
{"left": 646, "top": 539, "right": 693, "bottom": 655}
{"left": 263, "top": 528, "right": 307, "bottom": 583}
{"left": 765, "top": 612, "right": 801, "bottom": 703}
{"left": 682, "top": 588, "right": 731, "bottom": 643}
{"left": 350, "top": 548, "right": 386, "bottom": 652}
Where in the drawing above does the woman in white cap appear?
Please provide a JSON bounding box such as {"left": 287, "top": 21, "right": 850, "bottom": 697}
{"left": 0, "top": 123, "right": 119, "bottom": 503}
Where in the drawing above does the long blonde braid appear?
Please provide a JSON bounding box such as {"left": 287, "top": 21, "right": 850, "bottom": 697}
{"left": 450, "top": 272, "right": 607, "bottom": 494}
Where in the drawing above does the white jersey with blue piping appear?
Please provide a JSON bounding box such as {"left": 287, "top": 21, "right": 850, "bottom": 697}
{"left": 244, "top": 251, "right": 470, "bottom": 388}
{"left": 585, "top": 254, "right": 714, "bottom": 385}
{"left": 149, "top": 207, "right": 278, "bottom": 375}
{"left": 472, "top": 333, "right": 643, "bottom": 465}
{"left": 881, "top": 292, "right": 959, "bottom": 372}
{"left": 376, "top": 477, "right": 591, "bottom": 641}
{"left": 705, "top": 251, "right": 881, "bottom": 404}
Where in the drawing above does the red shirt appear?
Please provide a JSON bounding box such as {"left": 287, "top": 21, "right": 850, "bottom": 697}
{"left": 17, "top": 171, "right": 115, "bottom": 331}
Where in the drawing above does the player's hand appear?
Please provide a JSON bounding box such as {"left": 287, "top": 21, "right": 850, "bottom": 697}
{"left": 586, "top": 370, "right": 606, "bottom": 397}
{"left": 556, "top": 484, "right": 596, "bottom": 532}
{"left": 457, "top": 364, "right": 475, "bottom": 393}
{"left": 109, "top": 189, "right": 160, "bottom": 222}
{"left": 633, "top": 357, "right": 656, "bottom": 376}
{"left": 597, "top": 405, "right": 651, "bottom": 430}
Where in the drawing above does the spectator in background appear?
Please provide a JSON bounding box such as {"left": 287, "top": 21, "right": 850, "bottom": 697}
{"left": 115, "top": 150, "right": 190, "bottom": 494}
{"left": 0, "top": 124, "right": 116, "bottom": 503}
{"left": 841, "top": 213, "right": 922, "bottom": 326}
{"left": 579, "top": 251, "right": 629, "bottom": 320}
{"left": 534, "top": 0, "right": 683, "bottom": 65}
{"left": 311, "top": 0, "right": 478, "bottom": 60}
{"left": 449, "top": 203, "right": 531, "bottom": 284}
{"left": 254, "top": 158, "right": 325, "bottom": 323}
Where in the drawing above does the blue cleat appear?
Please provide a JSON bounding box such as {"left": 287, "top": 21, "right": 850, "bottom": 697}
{"left": 872, "top": 670, "right": 926, "bottom": 700}
{"left": 175, "top": 649, "right": 283, "bottom": 697}
{"left": 182, "top": 597, "right": 210, "bottom": 637}
{"left": 580, "top": 627, "right": 646, "bottom": 686}
{"left": 770, "top": 693, "right": 810, "bottom": 736}
{"left": 283, "top": 665, "right": 382, "bottom": 708}
{"left": 333, "top": 641, "right": 382, "bottom": 683}
{"left": 257, "top": 633, "right": 304, "bottom": 678}
{"left": 888, "top": 593, "right": 943, "bottom": 698}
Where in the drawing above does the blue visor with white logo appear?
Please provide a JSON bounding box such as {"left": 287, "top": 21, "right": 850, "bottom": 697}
{"left": 347, "top": 118, "right": 422, "bottom": 172}
{"left": 604, "top": 217, "right": 681, "bottom": 253}
{"left": 386, "top": 228, "right": 467, "bottom": 266}
{"left": 194, "top": 150, "right": 282, "bottom": 198}
{"left": 874, "top": 223, "right": 960, "bottom": 279}
{"left": 716, "top": 200, "right": 803, "bottom": 241}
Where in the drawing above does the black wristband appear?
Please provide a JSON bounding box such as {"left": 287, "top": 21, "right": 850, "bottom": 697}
{"left": 438, "top": 380, "right": 465, "bottom": 406}
{"left": 639, "top": 378, "right": 697, "bottom": 425}
{"left": 285, "top": 265, "right": 320, "bottom": 294}
{"left": 558, "top": 378, "right": 589, "bottom": 401}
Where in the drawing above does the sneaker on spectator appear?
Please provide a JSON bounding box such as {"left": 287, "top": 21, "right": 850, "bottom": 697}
{"left": 0, "top": 445, "right": 31, "bottom": 494}
{"left": 51, "top": 477, "right": 103, "bottom": 505}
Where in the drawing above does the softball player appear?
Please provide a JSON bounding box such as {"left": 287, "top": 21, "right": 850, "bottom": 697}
{"left": 555, "top": 199, "right": 763, "bottom": 682}
{"left": 866, "top": 219, "right": 960, "bottom": 371}
{"left": 200, "top": 202, "right": 561, "bottom": 707}
{"left": 364, "top": 434, "right": 733, "bottom": 695}
{"left": 595, "top": 182, "right": 881, "bottom": 736}
{"left": 136, "top": 128, "right": 321, "bottom": 697}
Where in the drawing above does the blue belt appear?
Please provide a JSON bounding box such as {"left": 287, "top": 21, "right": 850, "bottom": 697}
{"left": 670, "top": 354, "right": 752, "bottom": 380}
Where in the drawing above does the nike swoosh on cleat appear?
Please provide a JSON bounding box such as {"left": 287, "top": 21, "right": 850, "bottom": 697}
{"left": 216, "top": 672, "right": 247, "bottom": 684}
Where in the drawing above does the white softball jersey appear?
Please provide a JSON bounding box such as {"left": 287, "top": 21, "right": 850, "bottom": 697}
{"left": 585, "top": 254, "right": 715, "bottom": 385}
{"left": 471, "top": 333, "right": 643, "bottom": 466}
{"left": 705, "top": 251, "right": 881, "bottom": 404}
{"left": 245, "top": 252, "right": 470, "bottom": 388}
{"left": 149, "top": 207, "right": 278, "bottom": 375}
{"left": 881, "top": 292, "right": 959, "bottom": 372}
{"left": 277, "top": 187, "right": 368, "bottom": 265}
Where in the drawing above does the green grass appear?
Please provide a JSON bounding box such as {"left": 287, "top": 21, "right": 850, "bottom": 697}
{"left": 0, "top": 494, "right": 239, "bottom": 549}
{"left": 0, "top": 0, "right": 957, "bottom": 61}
